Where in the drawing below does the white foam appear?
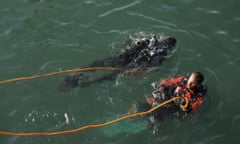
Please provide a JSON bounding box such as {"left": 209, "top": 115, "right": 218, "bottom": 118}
{"left": 64, "top": 112, "right": 70, "bottom": 124}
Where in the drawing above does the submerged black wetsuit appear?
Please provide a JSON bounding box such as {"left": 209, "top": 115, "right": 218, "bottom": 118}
{"left": 63, "top": 34, "right": 177, "bottom": 89}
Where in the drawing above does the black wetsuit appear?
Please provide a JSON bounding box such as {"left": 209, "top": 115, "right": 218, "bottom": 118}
{"left": 63, "top": 34, "right": 177, "bottom": 89}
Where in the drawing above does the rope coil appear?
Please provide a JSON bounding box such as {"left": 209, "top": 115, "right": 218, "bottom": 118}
{"left": 180, "top": 96, "right": 189, "bottom": 109}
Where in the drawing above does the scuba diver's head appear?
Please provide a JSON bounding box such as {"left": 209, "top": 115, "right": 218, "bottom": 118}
{"left": 187, "top": 72, "right": 204, "bottom": 90}
{"left": 118, "top": 33, "right": 177, "bottom": 68}
{"left": 128, "top": 34, "right": 177, "bottom": 52}
{"left": 134, "top": 38, "right": 150, "bottom": 48}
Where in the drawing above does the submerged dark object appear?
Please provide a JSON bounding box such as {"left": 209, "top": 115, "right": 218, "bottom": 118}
{"left": 63, "top": 33, "right": 177, "bottom": 89}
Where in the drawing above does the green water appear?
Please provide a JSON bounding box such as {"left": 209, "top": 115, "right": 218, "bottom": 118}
{"left": 0, "top": 0, "right": 239, "bottom": 143}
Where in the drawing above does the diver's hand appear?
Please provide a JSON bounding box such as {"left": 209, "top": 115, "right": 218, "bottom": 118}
{"left": 146, "top": 97, "right": 156, "bottom": 105}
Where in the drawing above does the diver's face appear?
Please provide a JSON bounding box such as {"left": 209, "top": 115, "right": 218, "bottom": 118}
{"left": 187, "top": 74, "right": 200, "bottom": 90}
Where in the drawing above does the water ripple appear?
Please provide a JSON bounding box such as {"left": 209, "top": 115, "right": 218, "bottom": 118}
{"left": 232, "top": 113, "right": 240, "bottom": 129}
{"left": 232, "top": 38, "right": 240, "bottom": 43}
{"left": 206, "top": 134, "right": 225, "bottom": 141}
{"left": 98, "top": 0, "right": 143, "bottom": 17}
{"left": 85, "top": 0, "right": 112, "bottom": 7}
{"left": 21, "top": 0, "right": 45, "bottom": 4}
{"left": 158, "top": 4, "right": 176, "bottom": 11}
{"left": 38, "top": 60, "right": 66, "bottom": 71}
{"left": 204, "top": 67, "right": 222, "bottom": 85}
{"left": 91, "top": 28, "right": 131, "bottom": 34}
{"left": 1, "top": 65, "right": 22, "bottom": 73}
{"left": 233, "top": 16, "right": 240, "bottom": 21}
{"left": 192, "top": 31, "right": 210, "bottom": 40}
{"left": 207, "top": 10, "right": 220, "bottom": 14}
{"left": 127, "top": 11, "right": 178, "bottom": 29}
{"left": 0, "top": 54, "right": 15, "bottom": 61}
{"left": 0, "top": 29, "right": 12, "bottom": 37}
{"left": 217, "top": 30, "right": 227, "bottom": 35}
{"left": 151, "top": 24, "right": 193, "bottom": 38}
{"left": 47, "top": 38, "right": 80, "bottom": 47}
{"left": 196, "top": 7, "right": 220, "bottom": 14}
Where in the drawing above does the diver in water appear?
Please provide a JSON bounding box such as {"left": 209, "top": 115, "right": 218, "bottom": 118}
{"left": 62, "top": 33, "right": 177, "bottom": 89}
{"left": 129, "top": 72, "right": 207, "bottom": 130}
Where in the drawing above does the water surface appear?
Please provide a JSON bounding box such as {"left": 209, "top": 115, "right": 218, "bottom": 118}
{"left": 0, "top": 0, "right": 239, "bottom": 143}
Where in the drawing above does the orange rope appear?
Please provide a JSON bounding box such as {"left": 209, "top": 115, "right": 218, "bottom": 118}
{"left": 0, "top": 96, "right": 180, "bottom": 137}
{"left": 180, "top": 96, "right": 189, "bottom": 109}
{"left": 0, "top": 67, "right": 122, "bottom": 85}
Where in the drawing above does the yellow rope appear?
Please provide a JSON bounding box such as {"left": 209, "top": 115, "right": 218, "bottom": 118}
{"left": 0, "top": 96, "right": 180, "bottom": 136}
{"left": 0, "top": 67, "right": 122, "bottom": 85}
{"left": 180, "top": 96, "right": 189, "bottom": 109}
{"left": 0, "top": 66, "right": 184, "bottom": 137}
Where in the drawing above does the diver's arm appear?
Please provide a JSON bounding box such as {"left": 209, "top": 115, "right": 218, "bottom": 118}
{"left": 82, "top": 72, "right": 118, "bottom": 85}
{"left": 191, "top": 96, "right": 204, "bottom": 111}
{"left": 62, "top": 71, "right": 119, "bottom": 90}
{"left": 191, "top": 85, "right": 207, "bottom": 111}
{"left": 159, "top": 76, "right": 185, "bottom": 89}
